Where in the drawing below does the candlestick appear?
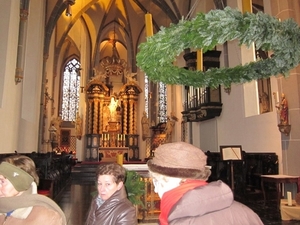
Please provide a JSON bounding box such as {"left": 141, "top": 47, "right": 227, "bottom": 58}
{"left": 117, "top": 154, "right": 123, "bottom": 166}
{"left": 287, "top": 191, "right": 292, "bottom": 206}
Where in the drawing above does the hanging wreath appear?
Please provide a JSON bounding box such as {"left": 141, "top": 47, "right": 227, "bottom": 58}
{"left": 136, "top": 7, "right": 300, "bottom": 88}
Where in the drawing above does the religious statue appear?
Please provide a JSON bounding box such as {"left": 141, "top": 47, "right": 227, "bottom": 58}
{"left": 49, "top": 124, "right": 57, "bottom": 142}
{"left": 125, "top": 72, "right": 137, "bottom": 83}
{"left": 51, "top": 116, "right": 62, "bottom": 131}
{"left": 276, "top": 93, "right": 289, "bottom": 125}
{"left": 50, "top": 116, "right": 62, "bottom": 142}
{"left": 164, "top": 112, "right": 178, "bottom": 143}
{"left": 75, "top": 112, "right": 83, "bottom": 140}
{"left": 260, "top": 92, "right": 270, "bottom": 113}
{"left": 141, "top": 111, "right": 150, "bottom": 141}
{"left": 108, "top": 97, "right": 119, "bottom": 122}
{"left": 49, "top": 124, "right": 58, "bottom": 151}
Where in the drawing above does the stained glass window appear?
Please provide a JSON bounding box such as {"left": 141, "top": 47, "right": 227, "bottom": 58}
{"left": 144, "top": 76, "right": 167, "bottom": 123}
{"left": 144, "top": 75, "right": 149, "bottom": 118}
{"left": 158, "top": 82, "right": 167, "bottom": 123}
{"left": 61, "top": 58, "right": 81, "bottom": 121}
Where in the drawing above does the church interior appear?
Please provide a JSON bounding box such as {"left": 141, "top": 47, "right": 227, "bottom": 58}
{"left": 1, "top": 0, "right": 300, "bottom": 224}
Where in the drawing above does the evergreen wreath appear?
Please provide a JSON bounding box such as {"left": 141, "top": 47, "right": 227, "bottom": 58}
{"left": 136, "top": 7, "right": 300, "bottom": 88}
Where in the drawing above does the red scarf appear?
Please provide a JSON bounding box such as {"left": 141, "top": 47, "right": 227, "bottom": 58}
{"left": 159, "top": 179, "right": 207, "bottom": 225}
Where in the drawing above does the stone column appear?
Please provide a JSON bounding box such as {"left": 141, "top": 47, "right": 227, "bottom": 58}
{"left": 265, "top": 0, "right": 300, "bottom": 175}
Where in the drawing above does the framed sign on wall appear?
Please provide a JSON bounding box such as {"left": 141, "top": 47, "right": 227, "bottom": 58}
{"left": 60, "top": 129, "right": 71, "bottom": 147}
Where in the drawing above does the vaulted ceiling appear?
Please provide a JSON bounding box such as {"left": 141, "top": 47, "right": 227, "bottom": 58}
{"left": 45, "top": 0, "right": 262, "bottom": 73}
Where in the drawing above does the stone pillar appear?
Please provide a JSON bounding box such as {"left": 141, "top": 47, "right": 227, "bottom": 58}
{"left": 265, "top": 0, "right": 300, "bottom": 175}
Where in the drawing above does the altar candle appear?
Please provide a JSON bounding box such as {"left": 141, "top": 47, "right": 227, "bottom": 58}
{"left": 145, "top": 13, "right": 153, "bottom": 37}
{"left": 287, "top": 191, "right": 292, "bottom": 206}
{"left": 197, "top": 49, "right": 203, "bottom": 71}
{"left": 117, "top": 154, "right": 123, "bottom": 166}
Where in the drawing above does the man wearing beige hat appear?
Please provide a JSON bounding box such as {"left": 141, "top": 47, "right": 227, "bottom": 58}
{"left": 147, "top": 142, "right": 263, "bottom": 225}
{"left": 0, "top": 155, "right": 66, "bottom": 225}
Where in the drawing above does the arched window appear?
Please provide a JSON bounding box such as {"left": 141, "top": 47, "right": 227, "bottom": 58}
{"left": 61, "top": 58, "right": 81, "bottom": 122}
{"left": 144, "top": 74, "right": 167, "bottom": 123}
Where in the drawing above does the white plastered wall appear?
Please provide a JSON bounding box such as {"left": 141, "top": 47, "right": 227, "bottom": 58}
{"left": 0, "top": 0, "right": 44, "bottom": 154}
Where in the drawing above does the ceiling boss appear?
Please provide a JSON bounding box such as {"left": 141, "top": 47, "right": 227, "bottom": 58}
{"left": 136, "top": 7, "right": 300, "bottom": 88}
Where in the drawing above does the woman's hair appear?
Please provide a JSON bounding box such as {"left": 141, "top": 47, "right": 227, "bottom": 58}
{"left": 3, "top": 155, "right": 39, "bottom": 185}
{"left": 96, "top": 163, "right": 126, "bottom": 184}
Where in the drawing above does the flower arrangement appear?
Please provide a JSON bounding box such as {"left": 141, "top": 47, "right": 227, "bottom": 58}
{"left": 136, "top": 7, "right": 300, "bottom": 88}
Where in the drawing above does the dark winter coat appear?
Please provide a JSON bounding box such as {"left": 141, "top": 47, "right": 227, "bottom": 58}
{"left": 167, "top": 180, "right": 263, "bottom": 225}
{"left": 85, "top": 186, "right": 137, "bottom": 225}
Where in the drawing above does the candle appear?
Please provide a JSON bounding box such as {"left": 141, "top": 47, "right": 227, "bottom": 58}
{"left": 197, "top": 49, "right": 203, "bottom": 71}
{"left": 145, "top": 13, "right": 153, "bottom": 37}
{"left": 287, "top": 191, "right": 292, "bottom": 206}
{"left": 242, "top": 0, "right": 252, "bottom": 13}
{"left": 117, "top": 154, "right": 123, "bottom": 166}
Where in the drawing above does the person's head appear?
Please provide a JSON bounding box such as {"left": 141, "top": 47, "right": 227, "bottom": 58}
{"left": 96, "top": 163, "right": 126, "bottom": 200}
{"left": 147, "top": 142, "right": 211, "bottom": 198}
{"left": 0, "top": 155, "right": 39, "bottom": 197}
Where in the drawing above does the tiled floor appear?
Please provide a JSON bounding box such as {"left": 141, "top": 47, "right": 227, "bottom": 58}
{"left": 57, "top": 181, "right": 300, "bottom": 225}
